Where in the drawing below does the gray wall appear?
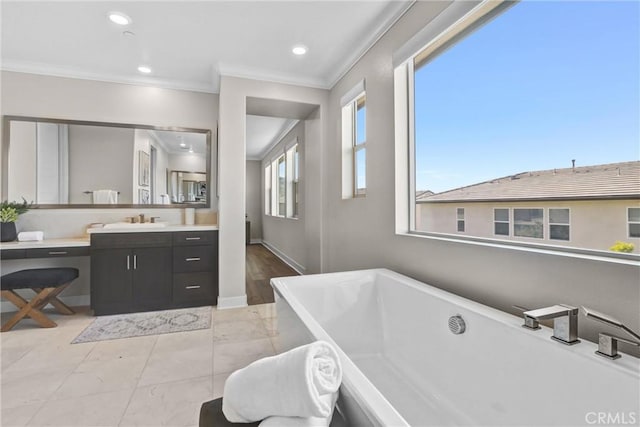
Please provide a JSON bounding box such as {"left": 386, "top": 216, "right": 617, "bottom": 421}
{"left": 69, "top": 125, "right": 134, "bottom": 203}
{"left": 322, "top": 1, "right": 640, "bottom": 356}
{"left": 261, "top": 120, "right": 307, "bottom": 272}
{"left": 246, "top": 160, "right": 263, "bottom": 241}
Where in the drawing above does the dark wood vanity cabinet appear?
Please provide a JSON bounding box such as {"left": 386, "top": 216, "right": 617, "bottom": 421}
{"left": 90, "top": 230, "right": 217, "bottom": 315}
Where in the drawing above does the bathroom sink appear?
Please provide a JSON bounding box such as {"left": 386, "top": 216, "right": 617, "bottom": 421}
{"left": 102, "top": 222, "right": 169, "bottom": 229}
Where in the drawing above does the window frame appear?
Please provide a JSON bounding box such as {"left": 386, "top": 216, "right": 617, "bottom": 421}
{"left": 493, "top": 208, "right": 510, "bottom": 237}
{"left": 341, "top": 89, "right": 367, "bottom": 199}
{"left": 513, "top": 208, "right": 544, "bottom": 240}
{"left": 456, "top": 207, "right": 465, "bottom": 233}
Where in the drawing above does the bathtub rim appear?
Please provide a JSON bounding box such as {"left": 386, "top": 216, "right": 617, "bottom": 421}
{"left": 271, "top": 268, "right": 640, "bottom": 425}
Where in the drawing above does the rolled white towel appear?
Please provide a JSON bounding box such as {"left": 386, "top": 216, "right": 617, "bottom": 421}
{"left": 259, "top": 393, "right": 338, "bottom": 427}
{"left": 17, "top": 231, "right": 44, "bottom": 241}
{"left": 222, "top": 341, "right": 342, "bottom": 423}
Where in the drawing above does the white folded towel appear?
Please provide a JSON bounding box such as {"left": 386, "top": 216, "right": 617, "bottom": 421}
{"left": 93, "top": 189, "right": 118, "bottom": 204}
{"left": 259, "top": 393, "right": 338, "bottom": 427}
{"left": 17, "top": 231, "right": 44, "bottom": 241}
{"left": 222, "top": 341, "right": 342, "bottom": 423}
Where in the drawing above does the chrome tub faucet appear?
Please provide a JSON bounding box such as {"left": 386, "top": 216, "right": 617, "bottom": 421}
{"left": 522, "top": 304, "right": 580, "bottom": 345}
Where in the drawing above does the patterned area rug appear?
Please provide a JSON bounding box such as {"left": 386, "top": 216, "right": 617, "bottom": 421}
{"left": 71, "top": 306, "right": 211, "bottom": 344}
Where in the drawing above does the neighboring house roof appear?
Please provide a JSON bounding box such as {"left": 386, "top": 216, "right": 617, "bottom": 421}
{"left": 418, "top": 161, "right": 640, "bottom": 203}
{"left": 415, "top": 190, "right": 435, "bottom": 202}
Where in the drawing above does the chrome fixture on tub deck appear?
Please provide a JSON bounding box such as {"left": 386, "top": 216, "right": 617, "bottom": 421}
{"left": 522, "top": 304, "right": 580, "bottom": 345}
{"left": 582, "top": 306, "right": 640, "bottom": 360}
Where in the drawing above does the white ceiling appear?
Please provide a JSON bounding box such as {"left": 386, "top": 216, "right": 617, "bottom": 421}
{"left": 246, "top": 115, "right": 298, "bottom": 160}
{"left": 1, "top": 1, "right": 412, "bottom": 93}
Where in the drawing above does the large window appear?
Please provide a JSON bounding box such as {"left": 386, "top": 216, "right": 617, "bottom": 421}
{"left": 396, "top": 0, "right": 639, "bottom": 254}
{"left": 286, "top": 144, "right": 299, "bottom": 218}
{"left": 341, "top": 86, "right": 367, "bottom": 198}
{"left": 264, "top": 164, "right": 271, "bottom": 215}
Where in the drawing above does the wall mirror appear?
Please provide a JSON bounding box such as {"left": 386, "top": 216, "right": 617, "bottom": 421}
{"left": 1, "top": 116, "right": 212, "bottom": 208}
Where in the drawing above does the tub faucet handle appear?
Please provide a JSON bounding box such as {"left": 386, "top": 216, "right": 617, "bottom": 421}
{"left": 523, "top": 304, "right": 580, "bottom": 345}
{"left": 596, "top": 333, "right": 640, "bottom": 360}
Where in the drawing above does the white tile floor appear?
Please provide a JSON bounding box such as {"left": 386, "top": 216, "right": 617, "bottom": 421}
{"left": 1, "top": 304, "right": 279, "bottom": 426}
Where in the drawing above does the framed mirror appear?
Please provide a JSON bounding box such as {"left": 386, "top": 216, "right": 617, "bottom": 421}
{"left": 1, "top": 116, "right": 212, "bottom": 208}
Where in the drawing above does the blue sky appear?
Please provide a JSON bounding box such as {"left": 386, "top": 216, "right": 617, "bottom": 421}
{"left": 414, "top": 1, "right": 640, "bottom": 193}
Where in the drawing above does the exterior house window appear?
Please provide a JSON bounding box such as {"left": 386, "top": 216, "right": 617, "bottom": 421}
{"left": 514, "top": 209, "right": 543, "bottom": 239}
{"left": 549, "top": 208, "right": 570, "bottom": 241}
{"left": 629, "top": 207, "right": 640, "bottom": 238}
{"left": 494, "top": 208, "right": 509, "bottom": 236}
{"left": 456, "top": 208, "right": 465, "bottom": 232}
{"left": 341, "top": 81, "right": 366, "bottom": 199}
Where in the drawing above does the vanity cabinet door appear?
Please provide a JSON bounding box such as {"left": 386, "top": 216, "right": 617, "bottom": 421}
{"left": 132, "top": 247, "right": 173, "bottom": 311}
{"left": 91, "top": 248, "right": 133, "bottom": 315}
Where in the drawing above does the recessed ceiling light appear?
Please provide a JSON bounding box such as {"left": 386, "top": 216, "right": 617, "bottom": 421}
{"left": 108, "top": 12, "right": 131, "bottom": 26}
{"left": 137, "top": 65, "right": 152, "bottom": 74}
{"left": 188, "top": 146, "right": 194, "bottom": 153}
{"left": 180, "top": 143, "right": 186, "bottom": 148}
{"left": 292, "top": 45, "right": 308, "bottom": 56}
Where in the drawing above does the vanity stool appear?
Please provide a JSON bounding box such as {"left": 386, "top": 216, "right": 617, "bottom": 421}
{"left": 0, "top": 267, "right": 78, "bottom": 332}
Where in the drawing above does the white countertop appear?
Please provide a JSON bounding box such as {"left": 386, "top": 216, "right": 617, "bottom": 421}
{"left": 0, "top": 238, "right": 90, "bottom": 250}
{"left": 0, "top": 225, "right": 218, "bottom": 250}
{"left": 86, "top": 224, "right": 218, "bottom": 234}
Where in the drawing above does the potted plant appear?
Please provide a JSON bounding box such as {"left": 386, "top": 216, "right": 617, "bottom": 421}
{"left": 1, "top": 198, "right": 32, "bottom": 242}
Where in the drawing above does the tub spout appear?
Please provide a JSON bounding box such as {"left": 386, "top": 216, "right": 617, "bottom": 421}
{"left": 523, "top": 304, "right": 580, "bottom": 345}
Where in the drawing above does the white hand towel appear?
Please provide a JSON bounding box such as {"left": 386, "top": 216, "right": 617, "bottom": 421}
{"left": 17, "top": 231, "right": 44, "bottom": 241}
{"left": 259, "top": 393, "right": 338, "bottom": 427}
{"left": 222, "top": 341, "right": 342, "bottom": 423}
{"left": 93, "top": 190, "right": 118, "bottom": 204}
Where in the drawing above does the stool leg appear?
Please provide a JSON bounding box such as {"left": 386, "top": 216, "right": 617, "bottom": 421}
{"left": 33, "top": 283, "right": 75, "bottom": 315}
{"left": 1, "top": 289, "right": 57, "bottom": 332}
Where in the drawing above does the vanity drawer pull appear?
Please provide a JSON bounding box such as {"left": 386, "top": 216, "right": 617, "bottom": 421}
{"left": 185, "top": 237, "right": 201, "bottom": 241}
{"left": 185, "top": 285, "right": 201, "bottom": 290}
{"left": 48, "top": 251, "right": 68, "bottom": 255}
{"left": 185, "top": 257, "right": 201, "bottom": 262}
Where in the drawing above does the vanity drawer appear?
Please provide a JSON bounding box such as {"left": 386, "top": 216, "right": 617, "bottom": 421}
{"left": 173, "top": 231, "right": 217, "bottom": 246}
{"left": 173, "top": 245, "right": 216, "bottom": 273}
{"left": 26, "top": 247, "right": 90, "bottom": 258}
{"left": 1, "top": 249, "right": 26, "bottom": 260}
{"left": 173, "top": 272, "right": 216, "bottom": 304}
{"left": 91, "top": 233, "right": 172, "bottom": 249}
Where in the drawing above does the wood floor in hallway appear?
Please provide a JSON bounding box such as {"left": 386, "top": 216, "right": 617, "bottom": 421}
{"left": 246, "top": 244, "right": 299, "bottom": 305}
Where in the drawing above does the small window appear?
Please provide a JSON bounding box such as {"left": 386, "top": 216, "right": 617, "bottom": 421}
{"left": 514, "top": 208, "right": 543, "bottom": 239}
{"left": 264, "top": 164, "right": 271, "bottom": 215}
{"left": 341, "top": 90, "right": 366, "bottom": 198}
{"left": 277, "top": 155, "right": 286, "bottom": 217}
{"left": 549, "top": 208, "right": 570, "bottom": 241}
{"left": 456, "top": 208, "right": 465, "bottom": 232}
{"left": 494, "top": 208, "right": 509, "bottom": 236}
{"left": 629, "top": 207, "right": 640, "bottom": 238}
{"left": 286, "top": 144, "right": 299, "bottom": 218}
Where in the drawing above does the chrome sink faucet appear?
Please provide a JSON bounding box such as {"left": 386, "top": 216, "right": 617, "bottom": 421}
{"left": 522, "top": 304, "right": 580, "bottom": 345}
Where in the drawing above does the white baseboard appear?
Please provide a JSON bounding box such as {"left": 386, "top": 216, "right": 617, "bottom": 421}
{"left": 1, "top": 294, "right": 90, "bottom": 313}
{"left": 261, "top": 241, "right": 306, "bottom": 275}
{"left": 249, "top": 238, "right": 263, "bottom": 245}
{"left": 217, "top": 295, "right": 248, "bottom": 309}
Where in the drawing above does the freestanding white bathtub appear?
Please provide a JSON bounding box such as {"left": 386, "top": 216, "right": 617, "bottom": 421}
{"left": 271, "top": 269, "right": 640, "bottom": 426}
